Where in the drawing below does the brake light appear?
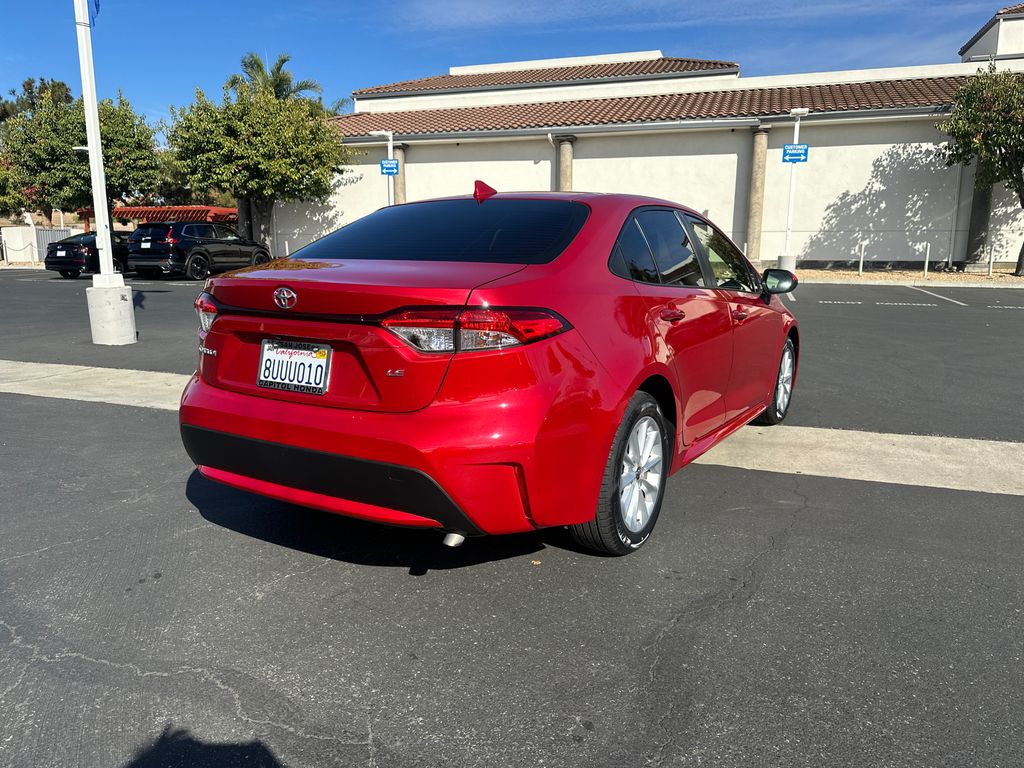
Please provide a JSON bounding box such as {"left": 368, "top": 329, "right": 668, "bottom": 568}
{"left": 380, "top": 307, "right": 569, "bottom": 353}
{"left": 194, "top": 292, "right": 219, "bottom": 335}
{"left": 163, "top": 232, "right": 178, "bottom": 245}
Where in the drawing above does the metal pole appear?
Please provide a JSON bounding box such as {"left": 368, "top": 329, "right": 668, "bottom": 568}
{"left": 73, "top": 0, "right": 118, "bottom": 286}
{"left": 988, "top": 244, "right": 995, "bottom": 277}
{"left": 387, "top": 133, "right": 394, "bottom": 207}
{"left": 782, "top": 116, "right": 800, "bottom": 262}
{"left": 73, "top": 0, "right": 135, "bottom": 345}
{"left": 923, "top": 242, "right": 930, "bottom": 278}
{"left": 859, "top": 241, "right": 865, "bottom": 277}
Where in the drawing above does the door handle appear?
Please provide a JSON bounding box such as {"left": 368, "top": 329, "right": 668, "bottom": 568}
{"left": 659, "top": 308, "right": 687, "bottom": 323}
{"left": 732, "top": 308, "right": 749, "bottom": 322}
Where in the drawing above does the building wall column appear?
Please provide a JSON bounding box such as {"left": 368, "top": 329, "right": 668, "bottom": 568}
{"left": 555, "top": 135, "right": 576, "bottom": 192}
{"left": 744, "top": 125, "right": 770, "bottom": 269}
{"left": 394, "top": 144, "right": 409, "bottom": 205}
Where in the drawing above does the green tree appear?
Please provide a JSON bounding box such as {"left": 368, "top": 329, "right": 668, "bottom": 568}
{"left": 940, "top": 63, "right": 1024, "bottom": 276}
{"left": 0, "top": 91, "right": 159, "bottom": 225}
{"left": 226, "top": 52, "right": 322, "bottom": 101}
{"left": 0, "top": 77, "right": 73, "bottom": 123}
{"left": 167, "top": 85, "right": 350, "bottom": 248}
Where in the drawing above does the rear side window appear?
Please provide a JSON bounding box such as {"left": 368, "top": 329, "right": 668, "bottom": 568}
{"left": 188, "top": 224, "right": 215, "bottom": 239}
{"left": 610, "top": 218, "right": 659, "bottom": 284}
{"left": 130, "top": 224, "right": 170, "bottom": 241}
{"left": 293, "top": 199, "right": 590, "bottom": 264}
{"left": 634, "top": 210, "right": 705, "bottom": 288}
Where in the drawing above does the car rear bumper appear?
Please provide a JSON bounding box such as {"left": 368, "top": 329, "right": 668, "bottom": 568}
{"left": 44, "top": 255, "right": 87, "bottom": 271}
{"left": 178, "top": 374, "right": 543, "bottom": 536}
{"left": 128, "top": 255, "right": 181, "bottom": 273}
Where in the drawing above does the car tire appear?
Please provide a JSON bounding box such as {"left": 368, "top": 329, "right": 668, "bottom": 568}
{"left": 186, "top": 253, "right": 210, "bottom": 281}
{"left": 58, "top": 270, "right": 81, "bottom": 279}
{"left": 252, "top": 250, "right": 272, "bottom": 266}
{"left": 753, "top": 337, "right": 796, "bottom": 426}
{"left": 569, "top": 391, "right": 670, "bottom": 555}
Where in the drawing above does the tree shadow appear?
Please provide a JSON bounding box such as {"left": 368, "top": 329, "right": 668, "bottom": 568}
{"left": 803, "top": 144, "right": 1019, "bottom": 268}
{"left": 186, "top": 471, "right": 549, "bottom": 576}
{"left": 121, "top": 725, "right": 281, "bottom": 767}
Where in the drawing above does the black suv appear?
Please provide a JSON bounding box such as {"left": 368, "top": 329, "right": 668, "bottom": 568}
{"left": 44, "top": 232, "right": 131, "bottom": 278}
{"left": 127, "top": 222, "right": 271, "bottom": 280}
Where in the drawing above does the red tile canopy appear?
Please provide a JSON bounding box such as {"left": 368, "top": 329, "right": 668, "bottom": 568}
{"left": 111, "top": 205, "right": 238, "bottom": 223}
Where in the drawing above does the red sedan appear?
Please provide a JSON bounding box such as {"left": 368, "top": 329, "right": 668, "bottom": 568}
{"left": 179, "top": 190, "right": 798, "bottom": 555}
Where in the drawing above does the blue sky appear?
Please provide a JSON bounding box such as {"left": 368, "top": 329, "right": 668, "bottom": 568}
{"left": 0, "top": 0, "right": 1003, "bottom": 125}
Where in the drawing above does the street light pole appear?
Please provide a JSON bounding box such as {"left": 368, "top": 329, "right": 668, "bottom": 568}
{"left": 781, "top": 107, "right": 809, "bottom": 272}
{"left": 72, "top": 0, "right": 136, "bottom": 345}
{"left": 369, "top": 130, "right": 395, "bottom": 206}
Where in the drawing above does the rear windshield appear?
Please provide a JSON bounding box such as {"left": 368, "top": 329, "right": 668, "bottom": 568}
{"left": 293, "top": 199, "right": 590, "bottom": 264}
{"left": 130, "top": 224, "right": 170, "bottom": 240}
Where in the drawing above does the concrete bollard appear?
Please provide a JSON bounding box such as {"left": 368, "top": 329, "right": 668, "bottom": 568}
{"left": 87, "top": 285, "right": 137, "bottom": 345}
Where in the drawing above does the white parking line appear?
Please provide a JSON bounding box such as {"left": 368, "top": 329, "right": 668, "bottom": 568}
{"left": 818, "top": 300, "right": 863, "bottom": 305}
{"left": 784, "top": 292, "right": 797, "bottom": 303}
{"left": 0, "top": 358, "right": 1021, "bottom": 497}
{"left": 875, "top": 302, "right": 937, "bottom": 307}
{"left": 909, "top": 286, "right": 968, "bottom": 306}
{"left": 987, "top": 305, "right": 1024, "bottom": 309}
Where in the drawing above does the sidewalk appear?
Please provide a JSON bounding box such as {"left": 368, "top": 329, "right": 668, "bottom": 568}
{"left": 794, "top": 268, "right": 1024, "bottom": 289}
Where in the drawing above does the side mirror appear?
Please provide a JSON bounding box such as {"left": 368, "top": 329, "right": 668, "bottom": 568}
{"left": 762, "top": 268, "right": 798, "bottom": 295}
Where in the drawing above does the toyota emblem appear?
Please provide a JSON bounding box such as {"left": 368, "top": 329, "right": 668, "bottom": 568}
{"left": 273, "top": 287, "right": 297, "bottom": 310}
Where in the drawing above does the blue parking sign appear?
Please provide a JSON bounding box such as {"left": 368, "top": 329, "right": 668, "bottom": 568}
{"left": 380, "top": 159, "right": 400, "bottom": 175}
{"left": 783, "top": 144, "right": 809, "bottom": 163}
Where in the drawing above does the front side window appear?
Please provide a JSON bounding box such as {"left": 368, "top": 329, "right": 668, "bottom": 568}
{"left": 610, "top": 217, "right": 659, "bottom": 284}
{"left": 687, "top": 217, "right": 757, "bottom": 293}
{"left": 634, "top": 209, "right": 705, "bottom": 287}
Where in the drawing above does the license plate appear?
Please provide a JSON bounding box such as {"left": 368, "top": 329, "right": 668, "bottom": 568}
{"left": 141, "top": 241, "right": 151, "bottom": 249}
{"left": 56, "top": 250, "right": 65, "bottom": 257}
{"left": 258, "top": 340, "right": 331, "bottom": 395}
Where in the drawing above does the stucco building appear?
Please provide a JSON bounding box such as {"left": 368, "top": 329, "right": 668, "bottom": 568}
{"left": 273, "top": 3, "right": 1024, "bottom": 270}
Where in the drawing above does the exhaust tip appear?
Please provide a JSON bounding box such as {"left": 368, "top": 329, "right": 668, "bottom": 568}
{"left": 442, "top": 533, "right": 466, "bottom": 548}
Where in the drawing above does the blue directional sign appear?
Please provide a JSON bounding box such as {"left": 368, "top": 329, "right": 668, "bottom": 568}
{"left": 380, "top": 159, "right": 399, "bottom": 175}
{"left": 783, "top": 143, "right": 809, "bottom": 163}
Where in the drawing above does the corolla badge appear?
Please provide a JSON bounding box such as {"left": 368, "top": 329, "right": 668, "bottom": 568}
{"left": 273, "top": 287, "right": 298, "bottom": 310}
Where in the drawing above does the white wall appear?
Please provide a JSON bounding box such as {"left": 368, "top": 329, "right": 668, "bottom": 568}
{"left": 273, "top": 120, "right": 1024, "bottom": 265}
{"left": 573, "top": 129, "right": 749, "bottom": 242}
{"left": 758, "top": 119, "right": 985, "bottom": 264}
{"left": 403, "top": 139, "right": 553, "bottom": 201}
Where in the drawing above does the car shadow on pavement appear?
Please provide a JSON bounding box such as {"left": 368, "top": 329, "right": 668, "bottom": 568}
{"left": 121, "top": 725, "right": 281, "bottom": 767}
{"left": 186, "top": 471, "right": 548, "bottom": 575}
{"left": 132, "top": 289, "right": 171, "bottom": 309}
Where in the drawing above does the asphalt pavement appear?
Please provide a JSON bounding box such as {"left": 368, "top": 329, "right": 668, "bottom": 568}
{"left": 1, "top": 269, "right": 1023, "bottom": 767}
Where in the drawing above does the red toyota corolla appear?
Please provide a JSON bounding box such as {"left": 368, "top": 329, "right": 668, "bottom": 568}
{"left": 179, "top": 189, "right": 798, "bottom": 555}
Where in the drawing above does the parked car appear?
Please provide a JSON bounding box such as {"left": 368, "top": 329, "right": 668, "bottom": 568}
{"left": 179, "top": 191, "right": 799, "bottom": 555}
{"left": 127, "top": 221, "right": 272, "bottom": 280}
{"left": 44, "top": 232, "right": 130, "bottom": 278}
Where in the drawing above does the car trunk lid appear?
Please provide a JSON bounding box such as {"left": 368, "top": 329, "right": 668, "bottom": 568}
{"left": 199, "top": 258, "right": 525, "bottom": 413}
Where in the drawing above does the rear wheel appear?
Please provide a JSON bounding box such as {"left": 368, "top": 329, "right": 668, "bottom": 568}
{"left": 569, "top": 392, "right": 670, "bottom": 555}
{"left": 186, "top": 253, "right": 210, "bottom": 281}
{"left": 753, "top": 338, "right": 796, "bottom": 426}
{"left": 58, "top": 270, "right": 81, "bottom": 279}
{"left": 252, "top": 250, "right": 272, "bottom": 266}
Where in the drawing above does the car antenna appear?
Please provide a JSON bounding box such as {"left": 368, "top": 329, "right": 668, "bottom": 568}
{"left": 473, "top": 180, "right": 497, "bottom": 203}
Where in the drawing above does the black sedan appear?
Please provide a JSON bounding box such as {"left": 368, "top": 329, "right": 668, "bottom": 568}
{"left": 44, "top": 232, "right": 130, "bottom": 279}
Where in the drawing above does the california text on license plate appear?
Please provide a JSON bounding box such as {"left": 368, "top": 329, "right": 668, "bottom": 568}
{"left": 258, "top": 340, "right": 332, "bottom": 395}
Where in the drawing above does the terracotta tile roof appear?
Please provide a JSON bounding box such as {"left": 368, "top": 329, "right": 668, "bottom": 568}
{"left": 999, "top": 3, "right": 1024, "bottom": 14}
{"left": 352, "top": 57, "right": 738, "bottom": 96}
{"left": 334, "top": 76, "right": 966, "bottom": 139}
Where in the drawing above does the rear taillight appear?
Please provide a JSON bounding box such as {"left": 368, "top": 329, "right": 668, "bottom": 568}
{"left": 380, "top": 307, "right": 570, "bottom": 353}
{"left": 194, "top": 292, "right": 218, "bottom": 335}
{"left": 164, "top": 233, "right": 178, "bottom": 245}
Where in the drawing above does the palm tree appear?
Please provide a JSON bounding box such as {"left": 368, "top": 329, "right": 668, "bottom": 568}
{"left": 226, "top": 52, "right": 322, "bottom": 101}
